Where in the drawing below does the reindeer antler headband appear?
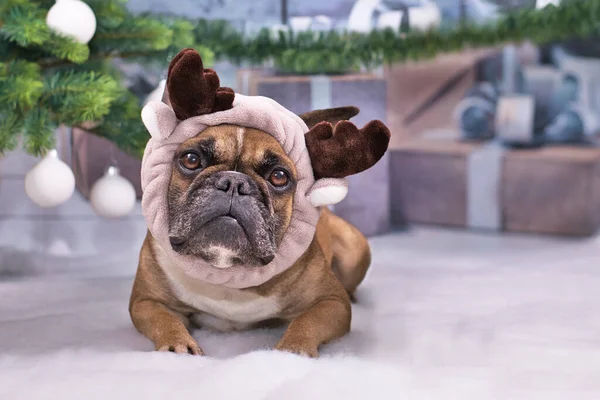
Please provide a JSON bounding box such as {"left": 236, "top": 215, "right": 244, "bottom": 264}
{"left": 166, "top": 48, "right": 235, "bottom": 119}
{"left": 139, "top": 48, "right": 390, "bottom": 289}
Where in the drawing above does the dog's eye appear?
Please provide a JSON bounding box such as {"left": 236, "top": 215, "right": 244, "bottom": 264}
{"left": 268, "top": 169, "right": 289, "bottom": 188}
{"left": 180, "top": 152, "right": 202, "bottom": 171}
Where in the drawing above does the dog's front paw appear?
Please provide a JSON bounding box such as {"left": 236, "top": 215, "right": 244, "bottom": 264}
{"left": 275, "top": 339, "right": 319, "bottom": 358}
{"left": 155, "top": 334, "right": 204, "bottom": 356}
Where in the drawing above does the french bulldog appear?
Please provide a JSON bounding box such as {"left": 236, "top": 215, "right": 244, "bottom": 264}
{"left": 129, "top": 49, "right": 390, "bottom": 358}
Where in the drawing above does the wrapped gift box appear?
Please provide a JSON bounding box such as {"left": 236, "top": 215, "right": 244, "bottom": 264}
{"left": 385, "top": 49, "right": 501, "bottom": 148}
{"left": 391, "top": 137, "right": 600, "bottom": 236}
{"left": 385, "top": 44, "right": 540, "bottom": 148}
{"left": 71, "top": 127, "right": 143, "bottom": 200}
{"left": 235, "top": 67, "right": 275, "bottom": 95}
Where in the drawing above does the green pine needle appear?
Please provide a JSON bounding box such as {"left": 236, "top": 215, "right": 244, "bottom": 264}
{"left": 0, "top": 112, "right": 24, "bottom": 155}
{"left": 91, "top": 16, "right": 174, "bottom": 54}
{"left": 87, "top": 0, "right": 129, "bottom": 29}
{"left": 0, "top": 76, "right": 44, "bottom": 110}
{"left": 0, "top": 3, "right": 89, "bottom": 63}
{"left": 1, "top": 5, "right": 50, "bottom": 47}
{"left": 0, "top": 61, "right": 44, "bottom": 110}
{"left": 197, "top": 0, "right": 600, "bottom": 74}
{"left": 44, "top": 71, "right": 121, "bottom": 125}
{"left": 22, "top": 108, "right": 55, "bottom": 156}
{"left": 86, "top": 90, "right": 149, "bottom": 159}
{"left": 46, "top": 33, "right": 90, "bottom": 64}
{"left": 0, "top": 59, "right": 40, "bottom": 79}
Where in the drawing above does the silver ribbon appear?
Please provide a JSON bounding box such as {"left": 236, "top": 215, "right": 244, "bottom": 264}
{"left": 422, "top": 130, "right": 505, "bottom": 230}
{"left": 466, "top": 140, "right": 505, "bottom": 230}
{"left": 310, "top": 75, "right": 332, "bottom": 110}
{"left": 240, "top": 70, "right": 251, "bottom": 95}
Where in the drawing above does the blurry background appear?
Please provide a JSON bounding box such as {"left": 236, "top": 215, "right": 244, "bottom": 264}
{"left": 1, "top": 0, "right": 599, "bottom": 276}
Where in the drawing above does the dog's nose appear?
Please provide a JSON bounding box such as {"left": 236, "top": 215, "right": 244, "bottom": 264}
{"left": 259, "top": 254, "right": 275, "bottom": 266}
{"left": 169, "top": 236, "right": 186, "bottom": 251}
{"left": 214, "top": 172, "right": 254, "bottom": 196}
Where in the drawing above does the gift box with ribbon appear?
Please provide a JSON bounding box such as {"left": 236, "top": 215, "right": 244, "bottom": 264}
{"left": 71, "top": 127, "right": 143, "bottom": 200}
{"left": 235, "top": 68, "right": 275, "bottom": 95}
{"left": 391, "top": 136, "right": 600, "bottom": 236}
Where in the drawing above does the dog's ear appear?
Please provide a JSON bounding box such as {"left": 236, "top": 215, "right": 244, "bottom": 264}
{"left": 299, "top": 106, "right": 360, "bottom": 129}
{"left": 141, "top": 101, "right": 178, "bottom": 141}
{"left": 305, "top": 119, "right": 390, "bottom": 180}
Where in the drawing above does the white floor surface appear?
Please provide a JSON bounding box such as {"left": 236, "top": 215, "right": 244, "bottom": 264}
{"left": 1, "top": 227, "right": 600, "bottom": 400}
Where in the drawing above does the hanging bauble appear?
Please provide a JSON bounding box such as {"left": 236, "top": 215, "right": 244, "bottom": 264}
{"left": 543, "top": 107, "right": 586, "bottom": 144}
{"left": 46, "top": 0, "right": 97, "bottom": 44}
{"left": 90, "top": 166, "right": 136, "bottom": 219}
{"left": 454, "top": 82, "right": 499, "bottom": 141}
{"left": 25, "top": 149, "right": 75, "bottom": 208}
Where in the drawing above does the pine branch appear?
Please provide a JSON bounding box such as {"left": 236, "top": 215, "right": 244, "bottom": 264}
{"left": 194, "top": 0, "right": 600, "bottom": 74}
{"left": 37, "top": 14, "right": 213, "bottom": 70}
{"left": 0, "top": 60, "right": 44, "bottom": 111}
{"left": 90, "top": 15, "right": 173, "bottom": 54}
{"left": 0, "top": 2, "right": 89, "bottom": 64}
{"left": 22, "top": 107, "right": 55, "bottom": 156}
{"left": 0, "top": 0, "right": 35, "bottom": 14}
{"left": 0, "top": 112, "right": 24, "bottom": 155}
{"left": 0, "top": 0, "right": 216, "bottom": 157}
{"left": 195, "top": 19, "right": 248, "bottom": 64}
{"left": 45, "top": 32, "right": 90, "bottom": 64}
{"left": 83, "top": 90, "right": 149, "bottom": 159}
{"left": 38, "top": 50, "right": 166, "bottom": 70}
{"left": 43, "top": 71, "right": 121, "bottom": 125}
{"left": 86, "top": 0, "right": 129, "bottom": 29}
{"left": 1, "top": 62, "right": 123, "bottom": 156}
{"left": 0, "top": 4, "right": 50, "bottom": 47}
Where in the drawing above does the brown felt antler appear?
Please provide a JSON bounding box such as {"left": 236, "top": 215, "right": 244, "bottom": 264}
{"left": 167, "top": 48, "right": 235, "bottom": 120}
{"left": 299, "top": 106, "right": 360, "bottom": 129}
{"left": 305, "top": 120, "right": 390, "bottom": 179}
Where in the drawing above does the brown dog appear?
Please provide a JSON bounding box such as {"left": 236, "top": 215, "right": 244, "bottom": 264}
{"left": 129, "top": 49, "right": 389, "bottom": 358}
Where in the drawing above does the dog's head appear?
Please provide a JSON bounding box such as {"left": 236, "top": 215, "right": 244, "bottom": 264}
{"left": 166, "top": 124, "right": 297, "bottom": 268}
{"left": 140, "top": 49, "right": 390, "bottom": 285}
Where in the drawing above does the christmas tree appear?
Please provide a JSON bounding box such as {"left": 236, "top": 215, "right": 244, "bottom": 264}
{"left": 0, "top": 0, "right": 213, "bottom": 158}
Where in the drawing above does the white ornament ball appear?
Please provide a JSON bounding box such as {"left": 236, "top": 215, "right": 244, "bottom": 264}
{"left": 25, "top": 149, "right": 75, "bottom": 208}
{"left": 46, "top": 0, "right": 97, "bottom": 44}
{"left": 90, "top": 166, "right": 136, "bottom": 219}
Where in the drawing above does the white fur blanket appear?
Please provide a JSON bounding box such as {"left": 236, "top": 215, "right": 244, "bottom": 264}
{"left": 1, "top": 229, "right": 600, "bottom": 400}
